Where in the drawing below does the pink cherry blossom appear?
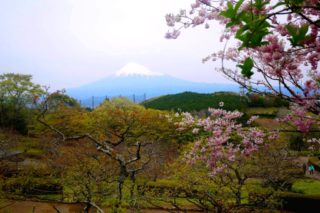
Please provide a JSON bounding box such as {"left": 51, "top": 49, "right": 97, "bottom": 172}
{"left": 165, "top": 0, "right": 320, "bottom": 116}
{"left": 178, "top": 107, "right": 275, "bottom": 175}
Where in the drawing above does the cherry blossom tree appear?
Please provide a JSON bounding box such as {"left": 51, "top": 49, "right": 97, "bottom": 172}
{"left": 166, "top": 0, "right": 320, "bottom": 116}
{"left": 145, "top": 108, "right": 282, "bottom": 212}
{"left": 176, "top": 107, "right": 276, "bottom": 172}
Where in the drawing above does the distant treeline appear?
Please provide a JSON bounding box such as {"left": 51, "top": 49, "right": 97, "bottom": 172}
{"left": 142, "top": 91, "right": 289, "bottom": 112}
{"left": 142, "top": 92, "right": 247, "bottom": 112}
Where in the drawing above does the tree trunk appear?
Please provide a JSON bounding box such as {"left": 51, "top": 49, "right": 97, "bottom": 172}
{"left": 129, "top": 172, "right": 138, "bottom": 210}
{"left": 117, "top": 166, "right": 127, "bottom": 206}
{"left": 83, "top": 202, "right": 91, "bottom": 213}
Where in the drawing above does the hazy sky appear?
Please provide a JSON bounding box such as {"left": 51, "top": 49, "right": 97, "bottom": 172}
{"left": 0, "top": 0, "right": 233, "bottom": 90}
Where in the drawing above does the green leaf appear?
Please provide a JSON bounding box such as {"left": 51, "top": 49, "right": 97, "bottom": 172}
{"left": 226, "top": 22, "right": 235, "bottom": 28}
{"left": 221, "top": 0, "right": 272, "bottom": 48}
{"left": 254, "top": 0, "right": 268, "bottom": 10}
{"left": 299, "top": 24, "right": 309, "bottom": 39}
{"left": 220, "top": 0, "right": 244, "bottom": 22}
{"left": 234, "top": 0, "right": 245, "bottom": 13}
{"left": 286, "top": 24, "right": 297, "bottom": 35}
{"left": 286, "top": 24, "right": 309, "bottom": 46}
{"left": 220, "top": 2, "right": 236, "bottom": 19}
{"left": 238, "top": 57, "right": 254, "bottom": 78}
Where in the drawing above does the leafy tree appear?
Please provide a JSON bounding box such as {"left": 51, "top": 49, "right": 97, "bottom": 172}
{"left": 0, "top": 73, "right": 44, "bottom": 134}
{"left": 45, "top": 90, "right": 80, "bottom": 110}
{"left": 37, "top": 96, "right": 175, "bottom": 210}
{"left": 32, "top": 91, "right": 88, "bottom": 139}
{"left": 88, "top": 98, "right": 175, "bottom": 207}
{"left": 53, "top": 142, "right": 115, "bottom": 213}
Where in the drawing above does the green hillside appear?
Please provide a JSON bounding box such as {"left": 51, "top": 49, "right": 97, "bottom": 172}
{"left": 142, "top": 91, "right": 248, "bottom": 112}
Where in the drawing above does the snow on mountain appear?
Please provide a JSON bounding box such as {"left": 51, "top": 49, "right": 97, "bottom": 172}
{"left": 115, "top": 63, "right": 163, "bottom": 77}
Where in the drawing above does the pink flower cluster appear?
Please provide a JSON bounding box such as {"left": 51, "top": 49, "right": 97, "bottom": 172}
{"left": 281, "top": 106, "right": 315, "bottom": 133}
{"left": 180, "top": 107, "right": 275, "bottom": 175}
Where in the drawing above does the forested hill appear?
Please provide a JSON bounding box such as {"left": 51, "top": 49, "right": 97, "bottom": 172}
{"left": 142, "top": 92, "right": 248, "bottom": 112}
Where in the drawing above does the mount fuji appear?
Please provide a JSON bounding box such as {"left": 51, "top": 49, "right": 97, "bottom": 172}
{"left": 66, "top": 63, "right": 239, "bottom": 105}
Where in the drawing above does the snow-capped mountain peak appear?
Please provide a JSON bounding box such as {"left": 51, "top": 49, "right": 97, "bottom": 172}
{"left": 115, "top": 62, "right": 164, "bottom": 77}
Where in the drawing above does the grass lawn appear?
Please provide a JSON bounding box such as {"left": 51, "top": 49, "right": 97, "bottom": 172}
{"left": 291, "top": 179, "right": 320, "bottom": 195}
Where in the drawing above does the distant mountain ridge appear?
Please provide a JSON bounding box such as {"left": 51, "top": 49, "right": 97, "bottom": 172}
{"left": 66, "top": 63, "right": 240, "bottom": 106}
